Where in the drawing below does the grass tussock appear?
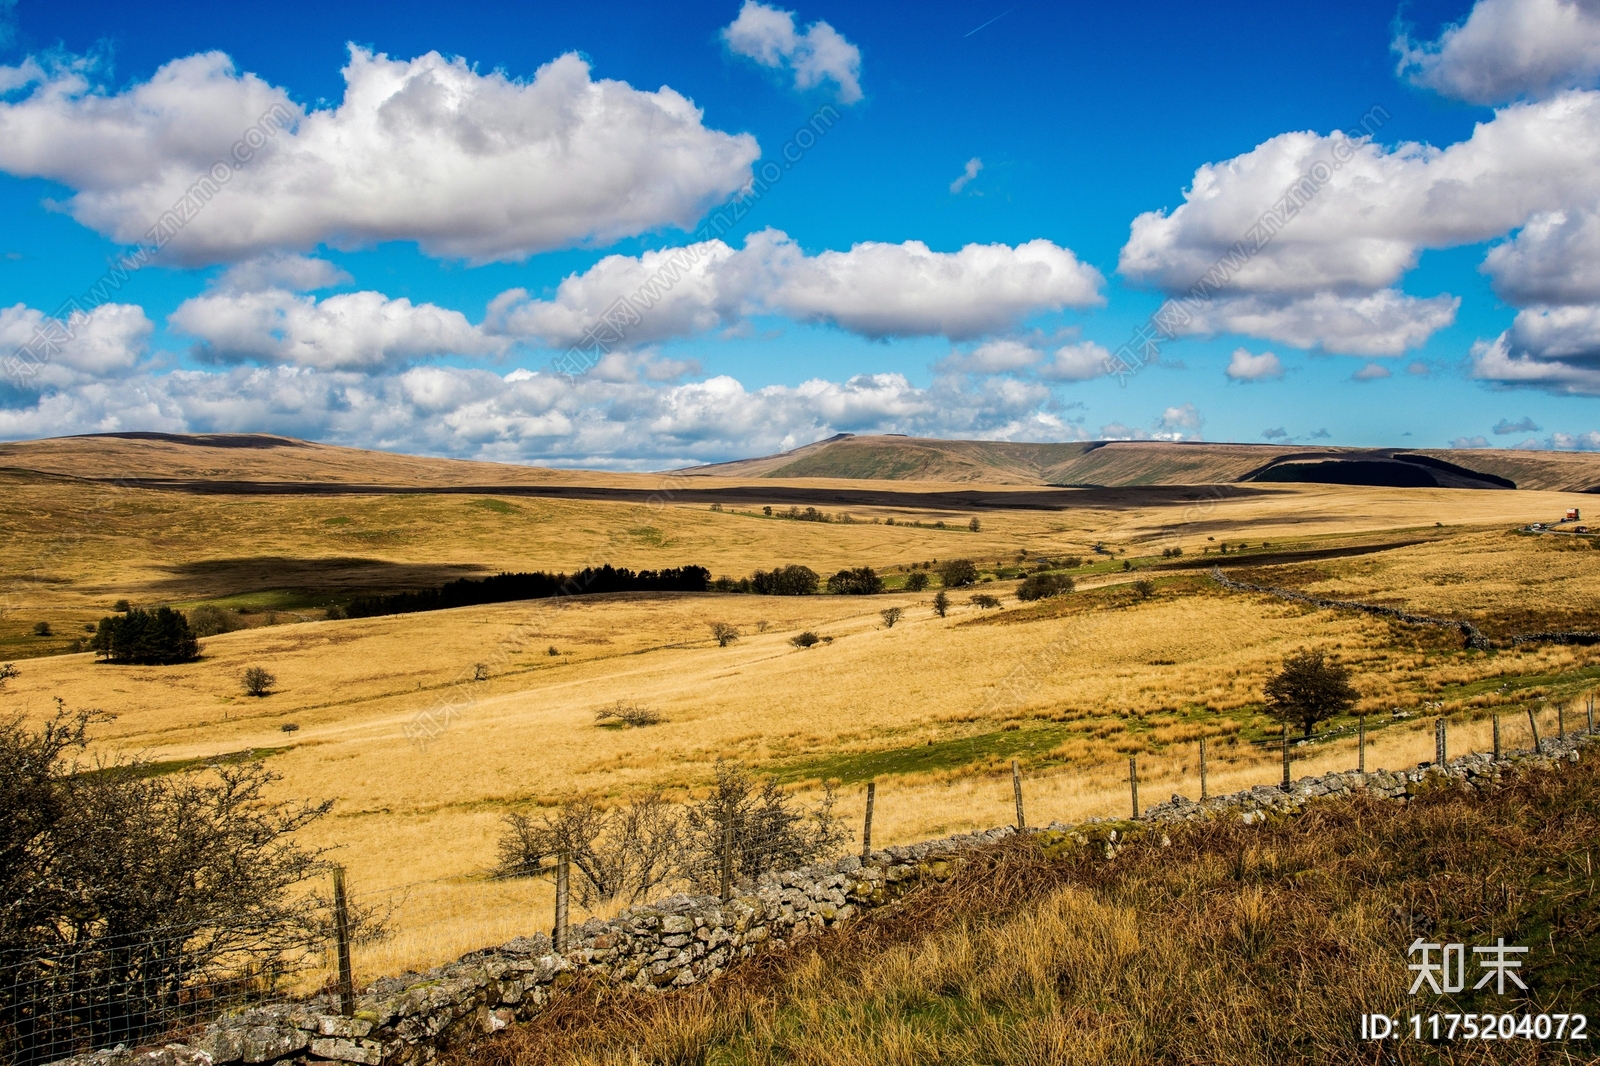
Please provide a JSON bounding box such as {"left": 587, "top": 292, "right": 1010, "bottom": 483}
{"left": 460, "top": 755, "right": 1600, "bottom": 1066}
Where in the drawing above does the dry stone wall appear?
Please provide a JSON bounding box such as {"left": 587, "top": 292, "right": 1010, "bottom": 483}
{"left": 59, "top": 733, "right": 1592, "bottom": 1066}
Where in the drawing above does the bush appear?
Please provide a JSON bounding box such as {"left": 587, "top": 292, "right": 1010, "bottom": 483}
{"left": 938, "top": 559, "right": 979, "bottom": 588}
{"left": 1264, "top": 649, "right": 1358, "bottom": 737}
{"left": 1016, "top": 573, "right": 1074, "bottom": 601}
{"left": 826, "top": 567, "right": 883, "bottom": 595}
{"left": 473, "top": 662, "right": 490, "bottom": 681}
{"left": 31, "top": 622, "right": 51, "bottom": 637}
{"left": 324, "top": 604, "right": 348, "bottom": 620}
{"left": 968, "top": 517, "right": 981, "bottom": 532}
{"left": 970, "top": 594, "right": 1001, "bottom": 609}
{"left": 932, "top": 590, "right": 949, "bottom": 618}
{"left": 678, "top": 762, "right": 846, "bottom": 892}
{"left": 111, "top": 599, "right": 130, "bottom": 613}
{"left": 880, "top": 607, "right": 903, "bottom": 628}
{"left": 710, "top": 622, "right": 739, "bottom": 646}
{"left": 904, "top": 571, "right": 929, "bottom": 592}
{"left": 496, "top": 792, "right": 679, "bottom": 906}
{"left": 89, "top": 607, "right": 199, "bottom": 665}
{"left": 1062, "top": 556, "right": 1083, "bottom": 569}
{"left": 280, "top": 723, "right": 299, "bottom": 733}
{"left": 242, "top": 666, "right": 276, "bottom": 697}
{"left": 0, "top": 708, "right": 329, "bottom": 1063}
{"left": 751, "top": 565, "right": 820, "bottom": 596}
{"left": 595, "top": 702, "right": 663, "bottom": 727}
{"left": 1133, "top": 579, "right": 1155, "bottom": 599}
{"left": 188, "top": 604, "right": 243, "bottom": 637}
{"left": 790, "top": 631, "right": 821, "bottom": 649}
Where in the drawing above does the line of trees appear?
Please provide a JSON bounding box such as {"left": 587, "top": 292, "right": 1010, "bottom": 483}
{"left": 347, "top": 565, "right": 712, "bottom": 618}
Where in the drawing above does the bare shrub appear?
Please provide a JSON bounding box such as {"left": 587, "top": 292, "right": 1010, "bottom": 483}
{"left": 880, "top": 607, "right": 903, "bottom": 628}
{"left": 678, "top": 762, "right": 847, "bottom": 893}
{"left": 1133, "top": 579, "right": 1156, "bottom": 600}
{"left": 790, "top": 631, "right": 821, "bottom": 649}
{"left": 595, "top": 702, "right": 663, "bottom": 727}
{"left": 496, "top": 792, "right": 679, "bottom": 906}
{"left": 970, "top": 594, "right": 1001, "bottom": 609}
{"left": 710, "top": 622, "right": 740, "bottom": 647}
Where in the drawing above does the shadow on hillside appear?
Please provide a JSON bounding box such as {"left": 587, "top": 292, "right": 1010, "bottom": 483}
{"left": 151, "top": 556, "right": 491, "bottom": 601}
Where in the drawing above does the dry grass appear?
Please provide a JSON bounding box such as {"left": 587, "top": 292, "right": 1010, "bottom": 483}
{"left": 4, "top": 468, "right": 1600, "bottom": 982}
{"left": 459, "top": 752, "right": 1600, "bottom": 1065}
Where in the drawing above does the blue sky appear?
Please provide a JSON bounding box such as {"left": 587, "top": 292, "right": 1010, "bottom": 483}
{"left": 2, "top": 0, "right": 1599, "bottom": 466}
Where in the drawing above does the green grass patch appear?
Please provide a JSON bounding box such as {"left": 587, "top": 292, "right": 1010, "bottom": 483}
{"left": 772, "top": 724, "right": 1078, "bottom": 784}
{"left": 175, "top": 589, "right": 342, "bottom": 612}
{"left": 470, "top": 498, "right": 519, "bottom": 514}
{"left": 76, "top": 746, "right": 289, "bottom": 781}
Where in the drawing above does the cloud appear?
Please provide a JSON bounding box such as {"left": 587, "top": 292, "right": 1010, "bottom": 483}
{"left": 1224, "top": 347, "right": 1284, "bottom": 381}
{"left": 1483, "top": 208, "right": 1600, "bottom": 306}
{"left": 1310, "top": 428, "right": 1331, "bottom": 439}
{"left": 1395, "top": 0, "right": 1600, "bottom": 105}
{"left": 1118, "top": 92, "right": 1600, "bottom": 352}
{"left": 0, "top": 362, "right": 1093, "bottom": 466}
{"left": 1353, "top": 362, "right": 1392, "bottom": 381}
{"left": 1096, "top": 403, "right": 1204, "bottom": 442}
{"left": 1169, "top": 291, "right": 1458, "bottom": 356}
{"left": 169, "top": 289, "right": 507, "bottom": 371}
{"left": 1451, "top": 435, "right": 1491, "bottom": 448}
{"left": 1158, "top": 403, "right": 1203, "bottom": 434}
{"left": 487, "top": 228, "right": 1104, "bottom": 346}
{"left": 1470, "top": 331, "right": 1600, "bottom": 393}
{"left": 214, "top": 254, "right": 352, "bottom": 294}
{"left": 0, "top": 48, "right": 759, "bottom": 265}
{"left": 1038, "top": 341, "right": 1115, "bottom": 381}
{"left": 1493, "top": 416, "right": 1541, "bottom": 434}
{"left": 722, "top": 1, "right": 863, "bottom": 104}
{"left": 1, "top": 302, "right": 153, "bottom": 384}
{"left": 1407, "top": 360, "right": 1431, "bottom": 375}
{"left": 1550, "top": 430, "right": 1600, "bottom": 449}
{"left": 938, "top": 338, "right": 1040, "bottom": 375}
{"left": 1261, "top": 426, "right": 1288, "bottom": 439}
{"left": 950, "top": 157, "right": 983, "bottom": 194}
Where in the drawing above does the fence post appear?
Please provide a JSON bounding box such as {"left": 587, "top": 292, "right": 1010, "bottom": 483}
{"left": 1281, "top": 723, "right": 1291, "bottom": 789}
{"left": 1199, "top": 736, "right": 1208, "bottom": 801}
{"left": 1589, "top": 696, "right": 1595, "bottom": 735}
{"left": 1012, "top": 759, "right": 1026, "bottom": 830}
{"left": 1435, "top": 718, "right": 1447, "bottom": 766}
{"left": 553, "top": 848, "right": 570, "bottom": 954}
{"left": 1493, "top": 714, "right": 1502, "bottom": 760}
{"left": 1358, "top": 715, "right": 1366, "bottom": 773}
{"left": 331, "top": 866, "right": 355, "bottom": 1018}
{"left": 1527, "top": 706, "right": 1541, "bottom": 753}
{"left": 861, "top": 781, "right": 876, "bottom": 860}
{"left": 719, "top": 820, "right": 734, "bottom": 903}
{"left": 1128, "top": 756, "right": 1139, "bottom": 819}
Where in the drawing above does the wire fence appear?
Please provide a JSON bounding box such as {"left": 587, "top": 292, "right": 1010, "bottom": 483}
{"left": 7, "top": 698, "right": 1595, "bottom": 1065}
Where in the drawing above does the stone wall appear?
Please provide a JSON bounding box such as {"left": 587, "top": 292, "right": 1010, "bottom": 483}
{"left": 59, "top": 733, "right": 1591, "bottom": 1066}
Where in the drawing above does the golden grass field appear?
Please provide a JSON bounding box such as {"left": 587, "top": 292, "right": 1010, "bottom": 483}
{"left": 2, "top": 437, "right": 1599, "bottom": 984}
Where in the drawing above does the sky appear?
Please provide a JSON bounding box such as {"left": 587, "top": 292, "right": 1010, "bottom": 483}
{"left": 2, "top": 0, "right": 1600, "bottom": 468}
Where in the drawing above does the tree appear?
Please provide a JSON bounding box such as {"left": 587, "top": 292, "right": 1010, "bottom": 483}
{"left": 0, "top": 706, "right": 329, "bottom": 1064}
{"left": 967, "top": 517, "right": 981, "bottom": 532}
{"left": 678, "top": 762, "right": 846, "bottom": 893}
{"left": 880, "top": 607, "right": 903, "bottom": 628}
{"left": 496, "top": 793, "right": 679, "bottom": 906}
{"left": 904, "top": 571, "right": 929, "bottom": 592}
{"left": 826, "top": 567, "right": 883, "bottom": 595}
{"left": 1264, "top": 649, "right": 1359, "bottom": 737}
{"left": 1016, "top": 573, "right": 1074, "bottom": 601}
{"left": 188, "top": 605, "right": 242, "bottom": 637}
{"left": 710, "top": 622, "right": 739, "bottom": 646}
{"left": 31, "top": 623, "right": 51, "bottom": 637}
{"left": 932, "top": 590, "right": 949, "bottom": 618}
{"left": 89, "top": 608, "right": 199, "bottom": 665}
{"left": 751, "top": 565, "right": 820, "bottom": 596}
{"left": 969, "top": 594, "right": 1001, "bottom": 609}
{"left": 1133, "top": 579, "right": 1155, "bottom": 599}
{"left": 242, "top": 666, "right": 276, "bottom": 697}
{"left": 938, "top": 559, "right": 979, "bottom": 588}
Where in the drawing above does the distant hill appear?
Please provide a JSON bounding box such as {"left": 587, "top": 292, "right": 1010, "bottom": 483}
{"left": 683, "top": 435, "right": 1600, "bottom": 492}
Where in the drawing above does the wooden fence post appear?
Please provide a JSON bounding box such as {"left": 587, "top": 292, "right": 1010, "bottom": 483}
{"left": 719, "top": 821, "right": 734, "bottom": 903}
{"left": 1435, "top": 718, "right": 1447, "bottom": 766}
{"left": 553, "top": 848, "right": 570, "bottom": 954}
{"left": 1588, "top": 696, "right": 1595, "bottom": 735}
{"left": 1012, "top": 760, "right": 1026, "bottom": 830}
{"left": 1128, "top": 756, "right": 1139, "bottom": 819}
{"left": 861, "top": 781, "right": 876, "bottom": 860}
{"left": 331, "top": 866, "right": 355, "bottom": 1017}
{"left": 1199, "top": 736, "right": 1208, "bottom": 801}
{"left": 1493, "top": 714, "right": 1501, "bottom": 760}
{"left": 1358, "top": 716, "right": 1366, "bottom": 773}
{"left": 1527, "top": 706, "right": 1541, "bottom": 752}
{"left": 1281, "top": 723, "right": 1291, "bottom": 789}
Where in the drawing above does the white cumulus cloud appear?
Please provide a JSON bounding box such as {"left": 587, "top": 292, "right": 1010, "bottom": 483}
{"left": 0, "top": 48, "right": 759, "bottom": 265}
{"left": 169, "top": 289, "right": 507, "bottom": 371}
{"left": 1168, "top": 291, "right": 1459, "bottom": 356}
{"left": 1, "top": 302, "right": 153, "bottom": 384}
{"left": 1395, "top": 0, "right": 1600, "bottom": 105}
{"left": 486, "top": 228, "right": 1104, "bottom": 347}
{"left": 722, "top": 1, "right": 863, "bottom": 104}
{"left": 1224, "top": 347, "right": 1284, "bottom": 381}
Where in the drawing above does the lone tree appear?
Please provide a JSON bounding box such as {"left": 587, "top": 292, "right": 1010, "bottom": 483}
{"left": 1264, "top": 649, "right": 1358, "bottom": 737}
{"left": 932, "top": 590, "right": 950, "bottom": 618}
{"left": 879, "top": 607, "right": 903, "bottom": 628}
{"left": 710, "top": 622, "right": 739, "bottom": 647}
{"left": 938, "top": 559, "right": 979, "bottom": 588}
{"left": 242, "top": 666, "right": 276, "bottom": 697}
{"left": 903, "top": 571, "right": 929, "bottom": 592}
